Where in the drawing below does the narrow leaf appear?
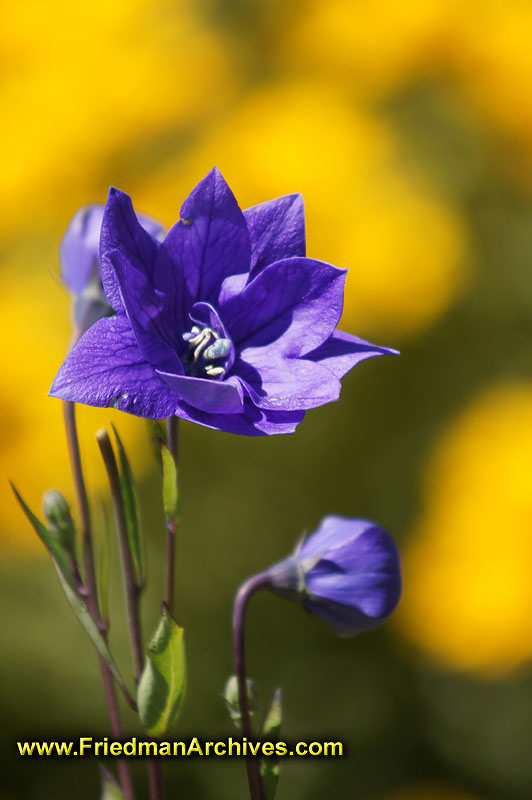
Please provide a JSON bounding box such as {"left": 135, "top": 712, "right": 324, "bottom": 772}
{"left": 54, "top": 565, "right": 130, "bottom": 698}
{"left": 112, "top": 425, "right": 144, "bottom": 587}
{"left": 161, "top": 445, "right": 179, "bottom": 529}
{"left": 261, "top": 689, "right": 283, "bottom": 800}
{"left": 146, "top": 419, "right": 166, "bottom": 472}
{"left": 11, "top": 484, "right": 74, "bottom": 589}
{"left": 13, "top": 485, "right": 133, "bottom": 706}
{"left": 100, "top": 766, "right": 124, "bottom": 800}
{"left": 138, "top": 605, "right": 186, "bottom": 737}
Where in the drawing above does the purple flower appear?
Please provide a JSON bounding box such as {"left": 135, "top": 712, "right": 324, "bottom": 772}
{"left": 51, "top": 168, "right": 396, "bottom": 435}
{"left": 266, "top": 516, "right": 401, "bottom": 635}
{"left": 60, "top": 204, "right": 164, "bottom": 337}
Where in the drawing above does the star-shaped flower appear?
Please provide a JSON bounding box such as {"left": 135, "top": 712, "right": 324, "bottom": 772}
{"left": 50, "top": 168, "right": 396, "bottom": 435}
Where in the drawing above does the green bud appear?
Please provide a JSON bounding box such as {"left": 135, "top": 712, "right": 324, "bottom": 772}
{"left": 42, "top": 491, "right": 76, "bottom": 551}
{"left": 222, "top": 675, "right": 259, "bottom": 729}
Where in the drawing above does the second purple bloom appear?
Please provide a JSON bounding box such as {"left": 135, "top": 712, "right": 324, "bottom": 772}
{"left": 50, "top": 168, "right": 396, "bottom": 435}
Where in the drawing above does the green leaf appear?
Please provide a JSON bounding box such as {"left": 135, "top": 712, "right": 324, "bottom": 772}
{"left": 261, "top": 689, "right": 283, "bottom": 800}
{"left": 138, "top": 606, "right": 186, "bottom": 737}
{"left": 11, "top": 484, "right": 74, "bottom": 589}
{"left": 99, "top": 766, "right": 124, "bottom": 800}
{"left": 54, "top": 565, "right": 130, "bottom": 698}
{"left": 13, "top": 485, "right": 133, "bottom": 705}
{"left": 112, "top": 425, "right": 144, "bottom": 588}
{"left": 161, "top": 445, "right": 179, "bottom": 530}
{"left": 146, "top": 419, "right": 166, "bottom": 472}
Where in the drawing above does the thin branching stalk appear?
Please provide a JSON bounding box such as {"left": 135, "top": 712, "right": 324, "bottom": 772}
{"left": 63, "top": 401, "right": 136, "bottom": 800}
{"left": 96, "top": 429, "right": 143, "bottom": 680}
{"left": 233, "top": 573, "right": 272, "bottom": 800}
{"left": 96, "top": 428, "right": 164, "bottom": 800}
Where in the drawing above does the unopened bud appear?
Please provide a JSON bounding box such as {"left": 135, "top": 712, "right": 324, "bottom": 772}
{"left": 42, "top": 491, "right": 76, "bottom": 551}
{"left": 222, "top": 675, "right": 258, "bottom": 729}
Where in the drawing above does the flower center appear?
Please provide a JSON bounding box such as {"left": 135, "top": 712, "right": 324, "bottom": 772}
{"left": 182, "top": 325, "right": 233, "bottom": 379}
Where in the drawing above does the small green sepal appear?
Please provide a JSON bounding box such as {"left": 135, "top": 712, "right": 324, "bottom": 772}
{"left": 99, "top": 765, "right": 124, "bottom": 800}
{"left": 261, "top": 688, "right": 283, "bottom": 800}
{"left": 262, "top": 687, "right": 282, "bottom": 738}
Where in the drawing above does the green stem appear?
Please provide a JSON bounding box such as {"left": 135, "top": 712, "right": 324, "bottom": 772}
{"left": 164, "top": 416, "right": 179, "bottom": 614}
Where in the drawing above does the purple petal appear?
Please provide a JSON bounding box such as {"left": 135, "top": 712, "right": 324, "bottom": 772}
{"left": 156, "top": 373, "right": 244, "bottom": 415}
{"left": 302, "top": 598, "right": 382, "bottom": 636}
{"left": 235, "top": 355, "right": 341, "bottom": 411}
{"left": 109, "top": 249, "right": 184, "bottom": 374}
{"left": 161, "top": 167, "right": 251, "bottom": 313}
{"left": 49, "top": 315, "right": 179, "bottom": 418}
{"left": 305, "top": 330, "right": 399, "bottom": 378}
{"left": 173, "top": 397, "right": 305, "bottom": 435}
{"left": 100, "top": 188, "right": 161, "bottom": 312}
{"left": 306, "top": 527, "right": 401, "bottom": 618}
{"left": 60, "top": 204, "right": 104, "bottom": 293}
{"left": 217, "top": 273, "right": 248, "bottom": 305}
{"left": 222, "top": 257, "right": 346, "bottom": 356}
{"left": 244, "top": 193, "right": 305, "bottom": 280}
{"left": 299, "top": 516, "right": 374, "bottom": 559}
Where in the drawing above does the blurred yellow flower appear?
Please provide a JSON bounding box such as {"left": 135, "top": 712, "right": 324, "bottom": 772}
{"left": 137, "top": 80, "right": 468, "bottom": 338}
{"left": 279, "top": 0, "right": 451, "bottom": 98}
{"left": 0, "top": 0, "right": 233, "bottom": 240}
{"left": 448, "top": 1, "right": 532, "bottom": 157}
{"left": 398, "top": 384, "right": 532, "bottom": 675}
{"left": 0, "top": 258, "right": 147, "bottom": 552}
{"left": 280, "top": 0, "right": 532, "bottom": 164}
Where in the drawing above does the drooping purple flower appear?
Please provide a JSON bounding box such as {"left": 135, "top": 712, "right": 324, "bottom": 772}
{"left": 60, "top": 204, "right": 164, "bottom": 337}
{"left": 50, "top": 168, "right": 397, "bottom": 435}
{"left": 266, "top": 516, "right": 401, "bottom": 635}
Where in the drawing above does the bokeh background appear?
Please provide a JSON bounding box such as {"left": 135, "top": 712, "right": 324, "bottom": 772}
{"left": 2, "top": 1, "right": 532, "bottom": 798}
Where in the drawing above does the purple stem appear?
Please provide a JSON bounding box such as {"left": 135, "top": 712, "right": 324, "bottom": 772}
{"left": 63, "top": 401, "right": 135, "bottom": 800}
{"left": 96, "top": 428, "right": 165, "bottom": 800}
{"left": 232, "top": 572, "right": 273, "bottom": 800}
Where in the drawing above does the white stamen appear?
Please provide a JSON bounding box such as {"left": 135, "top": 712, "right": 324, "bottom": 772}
{"left": 205, "top": 365, "right": 225, "bottom": 377}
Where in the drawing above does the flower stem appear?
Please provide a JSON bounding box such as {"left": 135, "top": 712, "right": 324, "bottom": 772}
{"left": 232, "top": 573, "right": 272, "bottom": 800}
{"left": 63, "top": 401, "right": 135, "bottom": 800}
{"left": 164, "top": 416, "right": 179, "bottom": 614}
{"left": 97, "top": 429, "right": 144, "bottom": 679}
{"left": 96, "top": 428, "right": 164, "bottom": 800}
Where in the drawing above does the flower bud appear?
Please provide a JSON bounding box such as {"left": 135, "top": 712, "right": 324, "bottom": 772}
{"left": 42, "top": 490, "right": 76, "bottom": 551}
{"left": 222, "top": 674, "right": 258, "bottom": 728}
{"left": 60, "top": 203, "right": 164, "bottom": 338}
{"left": 266, "top": 516, "right": 401, "bottom": 636}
